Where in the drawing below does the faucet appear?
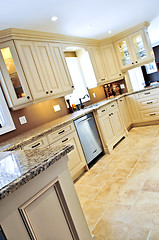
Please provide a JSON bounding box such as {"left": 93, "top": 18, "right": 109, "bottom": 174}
{"left": 79, "top": 94, "right": 89, "bottom": 109}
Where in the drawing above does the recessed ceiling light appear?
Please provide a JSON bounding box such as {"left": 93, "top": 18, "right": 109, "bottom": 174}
{"left": 51, "top": 16, "right": 58, "bottom": 22}
{"left": 108, "top": 30, "right": 112, "bottom": 34}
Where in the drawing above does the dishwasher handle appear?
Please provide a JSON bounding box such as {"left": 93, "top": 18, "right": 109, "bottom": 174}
{"left": 77, "top": 117, "right": 92, "bottom": 125}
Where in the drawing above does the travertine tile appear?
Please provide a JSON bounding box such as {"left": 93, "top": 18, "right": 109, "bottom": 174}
{"left": 92, "top": 221, "right": 149, "bottom": 240}
{"left": 148, "top": 230, "right": 159, "bottom": 240}
{"left": 142, "top": 180, "right": 159, "bottom": 192}
{"left": 74, "top": 184, "right": 100, "bottom": 201}
{"left": 112, "top": 168, "right": 132, "bottom": 178}
{"left": 88, "top": 168, "right": 115, "bottom": 187}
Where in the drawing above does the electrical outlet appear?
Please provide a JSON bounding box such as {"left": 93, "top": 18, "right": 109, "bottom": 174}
{"left": 93, "top": 93, "right": 96, "bottom": 98}
{"left": 19, "top": 116, "right": 27, "bottom": 125}
{"left": 120, "top": 84, "right": 125, "bottom": 89}
{"left": 53, "top": 105, "right": 61, "bottom": 112}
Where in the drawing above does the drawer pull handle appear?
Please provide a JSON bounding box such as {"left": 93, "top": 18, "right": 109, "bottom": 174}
{"left": 144, "top": 92, "right": 150, "bottom": 95}
{"left": 111, "top": 113, "right": 113, "bottom": 115}
{"left": 120, "top": 99, "right": 122, "bottom": 102}
{"left": 31, "top": 142, "right": 41, "bottom": 148}
{"left": 150, "top": 113, "right": 156, "bottom": 116}
{"left": 62, "top": 138, "right": 68, "bottom": 143}
{"left": 101, "top": 78, "right": 105, "bottom": 81}
{"left": 101, "top": 109, "right": 105, "bottom": 112}
{"left": 109, "top": 114, "right": 111, "bottom": 116}
{"left": 93, "top": 149, "right": 97, "bottom": 153}
{"left": 111, "top": 104, "right": 114, "bottom": 107}
{"left": 147, "top": 101, "right": 153, "bottom": 104}
{"left": 58, "top": 130, "right": 65, "bottom": 134}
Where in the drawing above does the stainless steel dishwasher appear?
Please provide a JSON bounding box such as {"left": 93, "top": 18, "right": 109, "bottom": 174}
{"left": 74, "top": 112, "right": 103, "bottom": 164}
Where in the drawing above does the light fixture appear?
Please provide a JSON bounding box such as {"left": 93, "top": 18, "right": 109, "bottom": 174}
{"left": 87, "top": 25, "right": 92, "bottom": 29}
{"left": 51, "top": 16, "right": 58, "bottom": 22}
{"left": 108, "top": 30, "right": 112, "bottom": 34}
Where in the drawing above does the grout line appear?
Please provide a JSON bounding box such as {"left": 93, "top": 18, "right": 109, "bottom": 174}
{"left": 146, "top": 229, "right": 152, "bottom": 240}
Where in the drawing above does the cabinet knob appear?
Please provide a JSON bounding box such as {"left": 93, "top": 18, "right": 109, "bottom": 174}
{"left": 27, "top": 96, "right": 30, "bottom": 99}
{"left": 132, "top": 62, "right": 134, "bottom": 65}
{"left": 136, "top": 61, "right": 138, "bottom": 63}
{"left": 119, "top": 73, "right": 122, "bottom": 76}
{"left": 46, "top": 91, "right": 49, "bottom": 94}
{"left": 109, "top": 114, "right": 111, "bottom": 116}
{"left": 72, "top": 86, "right": 74, "bottom": 88}
{"left": 101, "top": 79, "right": 105, "bottom": 81}
{"left": 50, "top": 90, "right": 53, "bottom": 93}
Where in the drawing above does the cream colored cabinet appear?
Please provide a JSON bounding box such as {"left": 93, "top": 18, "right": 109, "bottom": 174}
{"left": 126, "top": 94, "right": 142, "bottom": 123}
{"left": 95, "top": 102, "right": 125, "bottom": 153}
{"left": 117, "top": 97, "right": 131, "bottom": 129}
{"left": 14, "top": 40, "right": 73, "bottom": 101}
{"left": 100, "top": 44, "right": 123, "bottom": 81}
{"left": 87, "top": 46, "right": 108, "bottom": 85}
{"left": 47, "top": 123, "right": 87, "bottom": 181}
{"left": 0, "top": 41, "right": 32, "bottom": 109}
{"left": 114, "top": 29, "right": 154, "bottom": 71}
{"left": 21, "top": 136, "right": 49, "bottom": 150}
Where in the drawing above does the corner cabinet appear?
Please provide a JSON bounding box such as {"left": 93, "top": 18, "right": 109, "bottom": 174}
{"left": 100, "top": 44, "right": 123, "bottom": 81}
{"left": 0, "top": 41, "right": 33, "bottom": 109}
{"left": 114, "top": 29, "right": 154, "bottom": 71}
{"left": 14, "top": 40, "right": 74, "bottom": 101}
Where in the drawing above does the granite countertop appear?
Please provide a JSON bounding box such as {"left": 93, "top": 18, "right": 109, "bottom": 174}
{"left": 0, "top": 144, "right": 74, "bottom": 200}
{"left": 1, "top": 84, "right": 159, "bottom": 152}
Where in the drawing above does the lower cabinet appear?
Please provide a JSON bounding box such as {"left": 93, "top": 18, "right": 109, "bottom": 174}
{"left": 47, "top": 129, "right": 88, "bottom": 181}
{"left": 117, "top": 97, "right": 131, "bottom": 129}
{"left": 95, "top": 102, "right": 125, "bottom": 153}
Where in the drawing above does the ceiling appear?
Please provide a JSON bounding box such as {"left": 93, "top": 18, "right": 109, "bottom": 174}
{"left": 1, "top": 0, "right": 159, "bottom": 46}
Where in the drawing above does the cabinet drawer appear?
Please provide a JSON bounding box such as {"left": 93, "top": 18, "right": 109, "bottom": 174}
{"left": 137, "top": 96, "right": 159, "bottom": 110}
{"left": 137, "top": 88, "right": 159, "bottom": 99}
{"left": 141, "top": 108, "right": 159, "bottom": 121}
{"left": 107, "top": 101, "right": 117, "bottom": 111}
{"left": 96, "top": 105, "right": 109, "bottom": 117}
{"left": 47, "top": 123, "right": 75, "bottom": 144}
{"left": 22, "top": 136, "right": 48, "bottom": 150}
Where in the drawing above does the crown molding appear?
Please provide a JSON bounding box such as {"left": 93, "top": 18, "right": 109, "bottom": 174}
{"left": 0, "top": 21, "right": 150, "bottom": 47}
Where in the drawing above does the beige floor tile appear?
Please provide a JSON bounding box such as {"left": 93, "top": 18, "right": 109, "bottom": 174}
{"left": 112, "top": 168, "right": 132, "bottom": 178}
{"left": 74, "top": 184, "right": 100, "bottom": 201}
{"left": 140, "top": 150, "right": 159, "bottom": 161}
{"left": 79, "top": 199, "right": 108, "bottom": 231}
{"left": 76, "top": 168, "right": 100, "bottom": 185}
{"left": 142, "top": 180, "right": 159, "bottom": 193}
{"left": 106, "top": 158, "right": 138, "bottom": 169}
{"left": 125, "top": 191, "right": 159, "bottom": 229}
{"left": 92, "top": 221, "right": 149, "bottom": 240}
{"left": 148, "top": 230, "right": 159, "bottom": 240}
{"left": 88, "top": 168, "right": 116, "bottom": 187}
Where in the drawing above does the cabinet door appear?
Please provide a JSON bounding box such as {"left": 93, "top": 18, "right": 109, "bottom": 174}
{"left": 34, "top": 42, "right": 63, "bottom": 95}
{"left": 87, "top": 46, "right": 108, "bottom": 85}
{"left": 126, "top": 94, "right": 142, "bottom": 123}
{"left": 51, "top": 131, "right": 87, "bottom": 180}
{"left": 98, "top": 112, "right": 116, "bottom": 146}
{"left": 49, "top": 43, "right": 74, "bottom": 93}
{"left": 129, "top": 30, "right": 154, "bottom": 65}
{"left": 114, "top": 37, "right": 134, "bottom": 70}
{"left": 100, "top": 44, "right": 122, "bottom": 81}
{"left": 0, "top": 41, "right": 32, "bottom": 108}
{"left": 110, "top": 108, "right": 124, "bottom": 138}
{"left": 15, "top": 40, "right": 49, "bottom": 100}
{"left": 118, "top": 97, "right": 131, "bottom": 129}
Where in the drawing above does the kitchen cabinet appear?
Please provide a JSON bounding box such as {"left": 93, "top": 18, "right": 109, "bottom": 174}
{"left": 21, "top": 136, "right": 49, "bottom": 150}
{"left": 126, "top": 94, "right": 142, "bottom": 123}
{"left": 100, "top": 44, "right": 123, "bottom": 81}
{"left": 117, "top": 97, "right": 131, "bottom": 129}
{"left": 47, "top": 123, "right": 88, "bottom": 181}
{"left": 0, "top": 41, "right": 32, "bottom": 109}
{"left": 95, "top": 101, "right": 125, "bottom": 153}
{"left": 87, "top": 46, "right": 108, "bottom": 86}
{"left": 15, "top": 40, "right": 74, "bottom": 101}
{"left": 114, "top": 29, "right": 154, "bottom": 71}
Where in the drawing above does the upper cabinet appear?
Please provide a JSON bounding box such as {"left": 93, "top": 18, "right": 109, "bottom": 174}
{"left": 114, "top": 29, "right": 154, "bottom": 71}
{"left": 15, "top": 40, "right": 74, "bottom": 101}
{"left": 100, "top": 44, "right": 123, "bottom": 81}
{"left": 87, "top": 46, "right": 108, "bottom": 86}
{"left": 0, "top": 41, "right": 32, "bottom": 109}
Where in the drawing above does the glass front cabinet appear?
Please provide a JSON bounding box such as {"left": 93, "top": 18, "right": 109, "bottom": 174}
{"left": 0, "top": 41, "right": 32, "bottom": 109}
{"left": 114, "top": 29, "right": 154, "bottom": 71}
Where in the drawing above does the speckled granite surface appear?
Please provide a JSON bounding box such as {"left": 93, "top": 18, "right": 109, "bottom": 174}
{"left": 0, "top": 144, "right": 74, "bottom": 200}
{"left": 1, "top": 85, "right": 159, "bottom": 152}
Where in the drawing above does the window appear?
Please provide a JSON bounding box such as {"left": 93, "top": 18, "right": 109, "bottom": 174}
{"left": 0, "top": 87, "right": 15, "bottom": 135}
{"left": 128, "top": 67, "right": 145, "bottom": 91}
{"left": 65, "top": 56, "right": 90, "bottom": 106}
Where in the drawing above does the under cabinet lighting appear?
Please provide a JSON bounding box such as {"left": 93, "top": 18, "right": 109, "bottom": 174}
{"left": 108, "top": 30, "right": 112, "bottom": 34}
{"left": 51, "top": 16, "right": 58, "bottom": 22}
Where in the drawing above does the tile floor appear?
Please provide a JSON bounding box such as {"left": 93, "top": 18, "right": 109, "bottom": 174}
{"left": 74, "top": 125, "right": 159, "bottom": 240}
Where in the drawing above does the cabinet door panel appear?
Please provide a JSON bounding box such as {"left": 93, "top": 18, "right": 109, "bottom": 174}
{"left": 101, "top": 44, "right": 122, "bottom": 80}
{"left": 0, "top": 41, "right": 32, "bottom": 107}
{"left": 49, "top": 43, "right": 73, "bottom": 92}
{"left": 111, "top": 108, "right": 124, "bottom": 138}
{"left": 34, "top": 42, "right": 62, "bottom": 95}
{"left": 99, "top": 113, "right": 116, "bottom": 146}
{"left": 15, "top": 40, "right": 47, "bottom": 100}
{"left": 118, "top": 98, "right": 131, "bottom": 129}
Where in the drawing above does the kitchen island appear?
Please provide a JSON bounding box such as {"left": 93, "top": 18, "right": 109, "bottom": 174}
{"left": 0, "top": 144, "right": 94, "bottom": 239}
